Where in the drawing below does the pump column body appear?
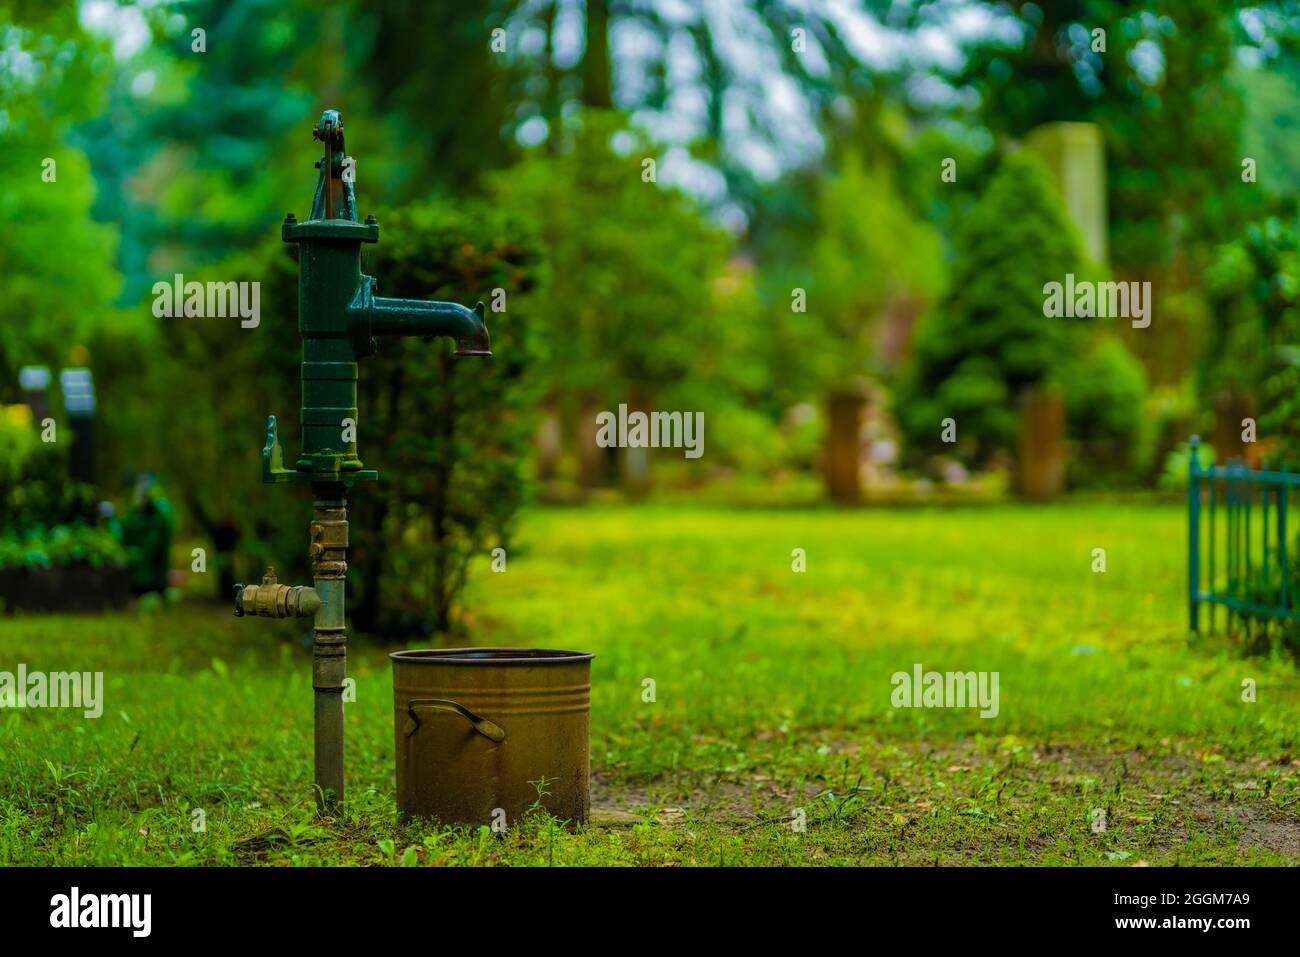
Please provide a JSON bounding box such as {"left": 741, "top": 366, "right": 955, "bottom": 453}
{"left": 282, "top": 209, "right": 379, "bottom": 479}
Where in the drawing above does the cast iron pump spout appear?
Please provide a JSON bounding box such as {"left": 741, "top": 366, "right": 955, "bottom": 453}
{"left": 234, "top": 108, "right": 493, "bottom": 811}
{"left": 352, "top": 289, "right": 491, "bottom": 357}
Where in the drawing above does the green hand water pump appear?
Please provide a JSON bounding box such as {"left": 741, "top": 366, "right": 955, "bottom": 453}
{"left": 234, "top": 109, "right": 490, "bottom": 809}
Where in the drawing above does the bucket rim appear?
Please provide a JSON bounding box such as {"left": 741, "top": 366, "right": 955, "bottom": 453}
{"left": 390, "top": 647, "right": 594, "bottom": 665}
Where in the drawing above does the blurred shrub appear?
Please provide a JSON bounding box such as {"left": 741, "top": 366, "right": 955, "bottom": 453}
{"left": 1158, "top": 439, "right": 1214, "bottom": 493}
{"left": 1059, "top": 335, "right": 1148, "bottom": 487}
{"left": 1136, "top": 383, "right": 1199, "bottom": 484}
{"left": 350, "top": 195, "right": 544, "bottom": 637}
{"left": 0, "top": 524, "right": 126, "bottom": 573}
{"left": 698, "top": 402, "right": 785, "bottom": 476}
{"left": 0, "top": 405, "right": 95, "bottom": 534}
{"left": 1062, "top": 337, "right": 1147, "bottom": 442}
{"left": 0, "top": 407, "right": 39, "bottom": 493}
{"left": 782, "top": 402, "right": 825, "bottom": 472}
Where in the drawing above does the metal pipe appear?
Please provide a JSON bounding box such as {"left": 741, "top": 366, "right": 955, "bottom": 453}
{"left": 232, "top": 491, "right": 350, "bottom": 809}
{"left": 309, "top": 488, "right": 348, "bottom": 808}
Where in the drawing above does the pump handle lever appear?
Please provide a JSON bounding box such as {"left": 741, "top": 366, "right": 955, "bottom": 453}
{"left": 312, "top": 111, "right": 346, "bottom": 220}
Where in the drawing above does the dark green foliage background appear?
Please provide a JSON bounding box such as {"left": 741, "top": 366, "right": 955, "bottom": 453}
{"left": 350, "top": 199, "right": 543, "bottom": 636}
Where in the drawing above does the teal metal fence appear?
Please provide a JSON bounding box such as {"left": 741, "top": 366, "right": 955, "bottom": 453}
{"left": 1188, "top": 434, "right": 1300, "bottom": 636}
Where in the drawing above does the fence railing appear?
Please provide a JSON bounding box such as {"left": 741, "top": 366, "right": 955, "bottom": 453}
{"left": 1188, "top": 434, "right": 1300, "bottom": 636}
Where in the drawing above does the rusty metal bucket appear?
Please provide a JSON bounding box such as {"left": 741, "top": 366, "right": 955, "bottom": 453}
{"left": 390, "top": 648, "right": 593, "bottom": 827}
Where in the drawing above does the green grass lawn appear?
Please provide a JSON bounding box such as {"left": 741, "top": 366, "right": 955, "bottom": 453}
{"left": 1, "top": 503, "right": 1296, "bottom": 865}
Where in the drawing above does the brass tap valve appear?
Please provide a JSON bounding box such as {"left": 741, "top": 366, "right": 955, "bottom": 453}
{"left": 234, "top": 567, "right": 322, "bottom": 619}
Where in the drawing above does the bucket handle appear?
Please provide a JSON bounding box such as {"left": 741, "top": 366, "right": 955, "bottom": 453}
{"left": 404, "top": 698, "right": 506, "bottom": 743}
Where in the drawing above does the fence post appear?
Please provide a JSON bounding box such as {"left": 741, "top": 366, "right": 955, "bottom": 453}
{"left": 1188, "top": 435, "right": 1201, "bottom": 638}
{"left": 1282, "top": 463, "right": 1290, "bottom": 613}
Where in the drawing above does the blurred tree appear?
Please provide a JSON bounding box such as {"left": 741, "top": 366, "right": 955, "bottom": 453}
{"left": 745, "top": 166, "right": 823, "bottom": 406}
{"left": 943, "top": 0, "right": 1247, "bottom": 268}
{"left": 488, "top": 112, "right": 729, "bottom": 486}
{"left": 937, "top": 0, "right": 1280, "bottom": 395}
{"left": 656, "top": 259, "right": 779, "bottom": 475}
{"left": 582, "top": 0, "right": 611, "bottom": 109}
{"left": 78, "top": 0, "right": 320, "bottom": 305}
{"left": 1205, "top": 217, "right": 1300, "bottom": 463}
{"left": 805, "top": 152, "right": 944, "bottom": 388}
{"left": 345, "top": 0, "right": 518, "bottom": 197}
{"left": 802, "top": 152, "right": 943, "bottom": 500}
{"left": 742, "top": 85, "right": 980, "bottom": 461}
{"left": 894, "top": 151, "right": 1088, "bottom": 468}
{"left": 0, "top": 404, "right": 89, "bottom": 534}
{"left": 0, "top": 4, "right": 127, "bottom": 389}
{"left": 1236, "top": 51, "right": 1300, "bottom": 208}
{"left": 494, "top": 0, "right": 921, "bottom": 220}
